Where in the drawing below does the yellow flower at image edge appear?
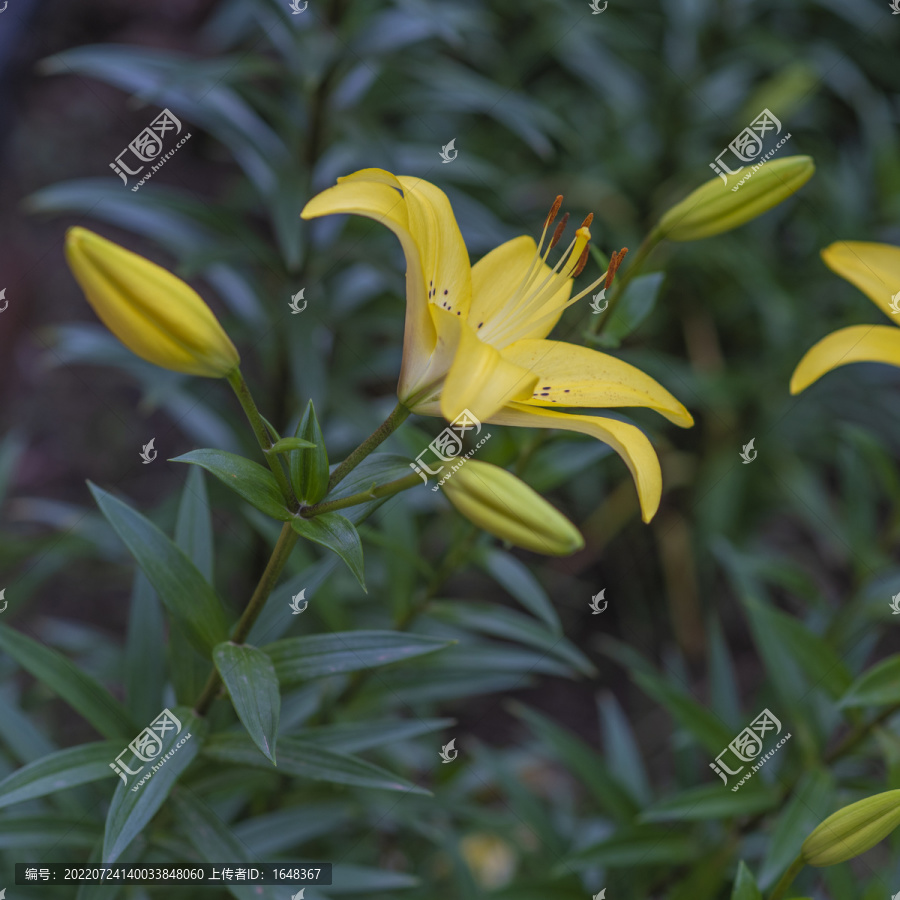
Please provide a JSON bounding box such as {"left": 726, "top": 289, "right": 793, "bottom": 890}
{"left": 65, "top": 227, "right": 240, "bottom": 378}
{"left": 442, "top": 460, "right": 584, "bottom": 556}
{"left": 302, "top": 169, "right": 694, "bottom": 522}
{"left": 791, "top": 241, "right": 900, "bottom": 394}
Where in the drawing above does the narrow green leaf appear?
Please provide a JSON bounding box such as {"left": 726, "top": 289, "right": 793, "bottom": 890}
{"left": 89, "top": 483, "right": 230, "bottom": 657}
{"left": 125, "top": 572, "right": 165, "bottom": 726}
{"left": 175, "top": 466, "right": 214, "bottom": 579}
{"left": 170, "top": 449, "right": 290, "bottom": 521}
{"left": 840, "top": 655, "right": 900, "bottom": 707}
{"left": 103, "top": 707, "right": 207, "bottom": 863}
{"left": 213, "top": 643, "right": 281, "bottom": 764}
{"left": 0, "top": 816, "right": 103, "bottom": 848}
{"left": 731, "top": 861, "right": 763, "bottom": 900}
{"left": 476, "top": 547, "right": 561, "bottom": 633}
{"left": 291, "top": 400, "right": 329, "bottom": 504}
{"left": 429, "top": 601, "right": 595, "bottom": 676}
{"left": 602, "top": 638, "right": 734, "bottom": 755}
{"left": 0, "top": 625, "right": 133, "bottom": 740}
{"left": 746, "top": 599, "right": 851, "bottom": 699}
{"left": 0, "top": 742, "right": 121, "bottom": 809}
{"left": 290, "top": 512, "right": 366, "bottom": 590}
{"left": 171, "top": 467, "right": 216, "bottom": 704}
{"left": 560, "top": 828, "right": 700, "bottom": 869}
{"left": 203, "top": 733, "right": 431, "bottom": 795}
{"left": 299, "top": 718, "right": 453, "bottom": 754}
{"left": 264, "top": 630, "right": 451, "bottom": 686}
{"left": 597, "top": 691, "right": 653, "bottom": 804}
{"left": 641, "top": 783, "right": 779, "bottom": 822}
{"left": 171, "top": 792, "right": 283, "bottom": 900}
{"left": 270, "top": 436, "right": 316, "bottom": 453}
{"left": 510, "top": 701, "right": 638, "bottom": 822}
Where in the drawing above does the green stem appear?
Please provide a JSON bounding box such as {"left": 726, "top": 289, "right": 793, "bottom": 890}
{"left": 767, "top": 855, "right": 805, "bottom": 900}
{"left": 587, "top": 227, "right": 663, "bottom": 337}
{"left": 327, "top": 402, "right": 411, "bottom": 492}
{"left": 824, "top": 700, "right": 900, "bottom": 763}
{"left": 227, "top": 368, "right": 299, "bottom": 511}
{"left": 302, "top": 471, "right": 424, "bottom": 518}
{"left": 193, "top": 522, "right": 299, "bottom": 716}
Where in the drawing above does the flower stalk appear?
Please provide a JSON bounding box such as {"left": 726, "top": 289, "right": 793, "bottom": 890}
{"left": 227, "top": 368, "right": 299, "bottom": 511}
{"left": 302, "top": 471, "right": 424, "bottom": 518}
{"left": 327, "top": 402, "right": 411, "bottom": 492}
{"left": 193, "top": 522, "right": 299, "bottom": 716}
{"left": 767, "top": 855, "right": 804, "bottom": 900}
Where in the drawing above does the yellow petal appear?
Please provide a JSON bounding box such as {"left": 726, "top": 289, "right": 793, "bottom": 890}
{"left": 301, "top": 174, "right": 436, "bottom": 390}
{"left": 301, "top": 169, "right": 473, "bottom": 397}
{"left": 65, "top": 227, "right": 239, "bottom": 378}
{"left": 502, "top": 339, "right": 694, "bottom": 427}
{"left": 821, "top": 241, "right": 900, "bottom": 319}
{"left": 439, "top": 321, "right": 538, "bottom": 424}
{"left": 790, "top": 324, "right": 900, "bottom": 394}
{"left": 442, "top": 460, "right": 584, "bottom": 555}
{"left": 469, "top": 236, "right": 571, "bottom": 345}
{"left": 486, "top": 403, "right": 663, "bottom": 522}
{"left": 397, "top": 176, "right": 472, "bottom": 321}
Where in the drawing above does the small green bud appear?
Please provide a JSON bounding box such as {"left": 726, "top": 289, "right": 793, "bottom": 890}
{"left": 801, "top": 789, "right": 900, "bottom": 867}
{"left": 291, "top": 401, "right": 330, "bottom": 504}
{"left": 656, "top": 155, "right": 815, "bottom": 242}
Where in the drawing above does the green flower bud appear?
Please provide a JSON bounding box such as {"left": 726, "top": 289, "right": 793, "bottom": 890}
{"left": 656, "top": 155, "right": 815, "bottom": 242}
{"left": 801, "top": 789, "right": 900, "bottom": 866}
{"left": 442, "top": 460, "right": 584, "bottom": 556}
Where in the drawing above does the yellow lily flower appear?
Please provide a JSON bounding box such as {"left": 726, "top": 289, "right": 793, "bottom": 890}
{"left": 302, "top": 169, "right": 694, "bottom": 522}
{"left": 791, "top": 241, "right": 900, "bottom": 394}
{"left": 65, "top": 227, "right": 240, "bottom": 378}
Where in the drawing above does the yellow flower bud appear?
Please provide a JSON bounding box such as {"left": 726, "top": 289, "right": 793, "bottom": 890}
{"left": 656, "top": 155, "right": 815, "bottom": 242}
{"left": 65, "top": 227, "right": 240, "bottom": 378}
{"left": 441, "top": 460, "right": 583, "bottom": 556}
{"left": 801, "top": 789, "right": 900, "bottom": 866}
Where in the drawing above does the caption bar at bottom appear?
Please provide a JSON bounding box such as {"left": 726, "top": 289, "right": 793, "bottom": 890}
{"left": 15, "top": 863, "right": 333, "bottom": 885}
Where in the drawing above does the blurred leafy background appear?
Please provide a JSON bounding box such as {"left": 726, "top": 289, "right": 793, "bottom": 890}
{"left": 2, "top": 0, "right": 900, "bottom": 897}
